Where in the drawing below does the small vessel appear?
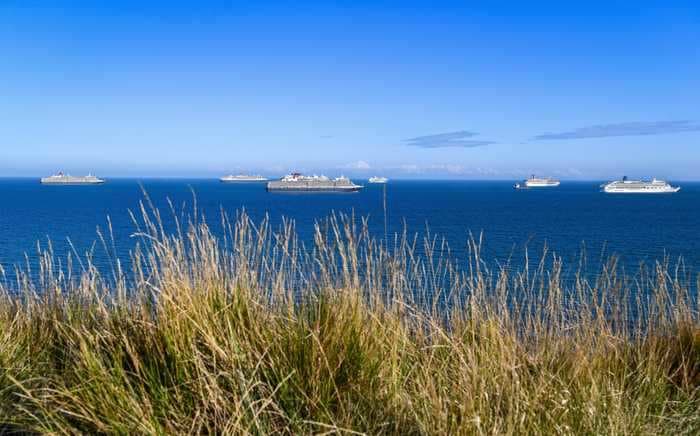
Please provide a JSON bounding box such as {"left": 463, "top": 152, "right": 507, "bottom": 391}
{"left": 368, "top": 176, "right": 388, "bottom": 184}
{"left": 40, "top": 172, "right": 105, "bottom": 185}
{"left": 267, "top": 172, "right": 363, "bottom": 192}
{"left": 220, "top": 174, "right": 268, "bottom": 182}
{"left": 602, "top": 176, "right": 680, "bottom": 194}
{"left": 514, "top": 175, "right": 560, "bottom": 189}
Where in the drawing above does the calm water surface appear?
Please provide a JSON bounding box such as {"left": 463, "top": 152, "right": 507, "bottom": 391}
{"left": 0, "top": 179, "right": 698, "bottom": 283}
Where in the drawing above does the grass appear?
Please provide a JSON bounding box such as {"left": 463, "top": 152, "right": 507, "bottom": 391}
{"left": 0, "top": 201, "right": 698, "bottom": 435}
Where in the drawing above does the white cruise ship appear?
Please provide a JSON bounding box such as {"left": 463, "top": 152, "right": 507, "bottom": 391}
{"left": 267, "top": 173, "right": 363, "bottom": 192}
{"left": 514, "top": 175, "right": 560, "bottom": 189}
{"left": 368, "top": 176, "right": 388, "bottom": 184}
{"left": 220, "top": 174, "right": 268, "bottom": 182}
{"left": 41, "top": 172, "right": 105, "bottom": 185}
{"left": 602, "top": 177, "right": 680, "bottom": 194}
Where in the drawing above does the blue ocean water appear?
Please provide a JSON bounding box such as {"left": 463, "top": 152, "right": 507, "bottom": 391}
{"left": 0, "top": 178, "right": 698, "bottom": 283}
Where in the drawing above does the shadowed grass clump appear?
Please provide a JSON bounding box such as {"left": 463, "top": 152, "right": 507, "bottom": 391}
{"left": 0, "top": 203, "right": 698, "bottom": 434}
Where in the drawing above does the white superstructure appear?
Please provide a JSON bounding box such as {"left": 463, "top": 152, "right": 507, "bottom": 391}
{"left": 602, "top": 177, "right": 680, "bottom": 194}
{"left": 41, "top": 172, "right": 105, "bottom": 185}
{"left": 220, "top": 174, "right": 268, "bottom": 182}
{"left": 368, "top": 176, "right": 388, "bottom": 184}
{"left": 514, "top": 175, "right": 560, "bottom": 189}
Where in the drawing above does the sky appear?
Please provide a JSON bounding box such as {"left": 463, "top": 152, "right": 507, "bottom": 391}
{"left": 1, "top": 1, "right": 699, "bottom": 179}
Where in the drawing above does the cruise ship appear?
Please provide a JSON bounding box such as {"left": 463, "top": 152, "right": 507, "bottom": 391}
{"left": 514, "top": 175, "right": 560, "bottom": 189}
{"left": 267, "top": 173, "right": 363, "bottom": 192}
{"left": 220, "top": 174, "right": 268, "bottom": 182}
{"left": 602, "top": 177, "right": 680, "bottom": 194}
{"left": 368, "top": 176, "right": 388, "bottom": 184}
{"left": 40, "top": 172, "right": 105, "bottom": 185}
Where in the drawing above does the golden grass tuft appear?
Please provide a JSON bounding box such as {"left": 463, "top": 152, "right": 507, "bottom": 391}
{"left": 0, "top": 202, "right": 698, "bottom": 434}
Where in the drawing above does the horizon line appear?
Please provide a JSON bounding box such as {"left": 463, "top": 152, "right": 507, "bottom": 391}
{"left": 2, "top": 176, "right": 700, "bottom": 182}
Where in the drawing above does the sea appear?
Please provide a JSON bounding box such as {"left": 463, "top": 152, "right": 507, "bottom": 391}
{"left": 0, "top": 178, "right": 698, "bottom": 286}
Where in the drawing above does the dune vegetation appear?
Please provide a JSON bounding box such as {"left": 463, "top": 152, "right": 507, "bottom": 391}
{"left": 0, "top": 201, "right": 698, "bottom": 435}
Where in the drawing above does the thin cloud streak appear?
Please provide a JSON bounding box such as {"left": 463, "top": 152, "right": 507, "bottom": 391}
{"left": 534, "top": 120, "right": 700, "bottom": 140}
{"left": 340, "top": 160, "right": 371, "bottom": 170}
{"left": 404, "top": 130, "right": 496, "bottom": 148}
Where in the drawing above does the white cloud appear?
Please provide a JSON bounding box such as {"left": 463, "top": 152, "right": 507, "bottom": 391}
{"left": 426, "top": 164, "right": 468, "bottom": 174}
{"left": 474, "top": 167, "right": 501, "bottom": 176}
{"left": 419, "top": 164, "right": 504, "bottom": 176}
{"left": 341, "top": 160, "right": 371, "bottom": 170}
{"left": 398, "top": 164, "right": 420, "bottom": 173}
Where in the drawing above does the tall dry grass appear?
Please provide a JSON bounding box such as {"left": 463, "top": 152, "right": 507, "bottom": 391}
{"left": 0, "top": 200, "right": 698, "bottom": 434}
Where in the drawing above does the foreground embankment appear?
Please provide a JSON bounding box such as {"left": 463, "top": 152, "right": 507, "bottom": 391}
{"left": 1, "top": 206, "right": 698, "bottom": 434}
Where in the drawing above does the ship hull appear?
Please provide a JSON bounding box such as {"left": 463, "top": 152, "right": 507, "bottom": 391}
{"left": 525, "top": 182, "right": 560, "bottom": 188}
{"left": 267, "top": 185, "right": 362, "bottom": 192}
{"left": 515, "top": 182, "right": 560, "bottom": 189}
{"left": 41, "top": 181, "right": 105, "bottom": 185}
{"left": 41, "top": 180, "right": 105, "bottom": 185}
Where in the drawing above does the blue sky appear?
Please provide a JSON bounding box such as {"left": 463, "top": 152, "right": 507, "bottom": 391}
{"left": 1, "top": 1, "right": 699, "bottom": 179}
